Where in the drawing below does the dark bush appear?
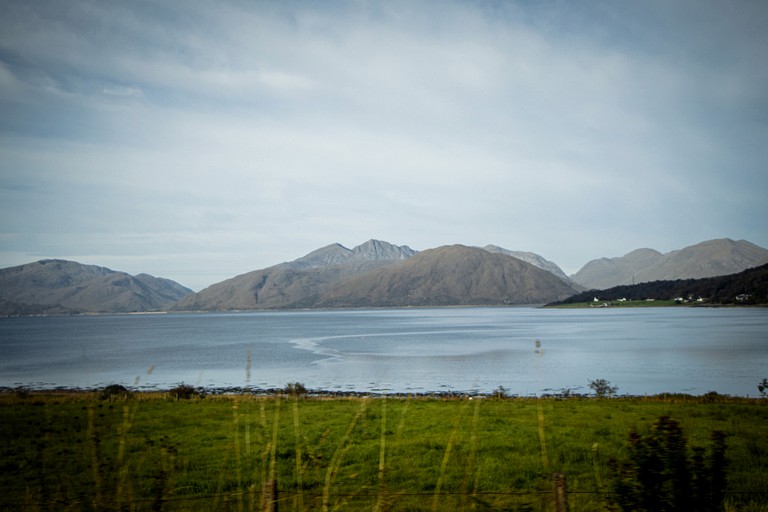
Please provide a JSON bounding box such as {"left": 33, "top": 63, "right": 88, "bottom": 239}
{"left": 99, "top": 384, "right": 132, "bottom": 400}
{"left": 284, "top": 382, "right": 308, "bottom": 397}
{"left": 168, "top": 383, "right": 202, "bottom": 400}
{"left": 607, "top": 416, "right": 727, "bottom": 512}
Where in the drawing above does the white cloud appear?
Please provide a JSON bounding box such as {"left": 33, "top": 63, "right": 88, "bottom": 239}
{"left": 102, "top": 85, "right": 143, "bottom": 97}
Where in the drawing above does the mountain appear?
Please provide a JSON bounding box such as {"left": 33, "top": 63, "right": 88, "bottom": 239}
{"left": 482, "top": 245, "right": 571, "bottom": 282}
{"left": 316, "top": 245, "right": 580, "bottom": 307}
{"left": 571, "top": 239, "right": 768, "bottom": 290}
{"left": 285, "top": 239, "right": 417, "bottom": 270}
{"left": 551, "top": 262, "right": 768, "bottom": 306}
{"left": 0, "top": 259, "right": 193, "bottom": 315}
{"left": 570, "top": 248, "right": 664, "bottom": 290}
{"left": 174, "top": 240, "right": 418, "bottom": 310}
{"left": 175, "top": 241, "right": 579, "bottom": 310}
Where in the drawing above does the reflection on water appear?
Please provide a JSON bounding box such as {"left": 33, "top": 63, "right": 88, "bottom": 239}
{"left": 0, "top": 307, "right": 766, "bottom": 396}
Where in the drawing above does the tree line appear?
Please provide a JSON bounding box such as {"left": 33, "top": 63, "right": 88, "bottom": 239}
{"left": 551, "top": 263, "right": 768, "bottom": 305}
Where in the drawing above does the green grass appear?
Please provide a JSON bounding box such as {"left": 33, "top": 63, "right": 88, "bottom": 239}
{"left": 1, "top": 392, "right": 767, "bottom": 511}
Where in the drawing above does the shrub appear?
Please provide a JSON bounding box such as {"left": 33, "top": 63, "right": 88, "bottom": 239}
{"left": 168, "top": 383, "right": 201, "bottom": 400}
{"left": 607, "top": 416, "right": 727, "bottom": 512}
{"left": 284, "top": 381, "right": 308, "bottom": 397}
{"left": 99, "top": 384, "right": 132, "bottom": 400}
{"left": 492, "top": 385, "right": 508, "bottom": 399}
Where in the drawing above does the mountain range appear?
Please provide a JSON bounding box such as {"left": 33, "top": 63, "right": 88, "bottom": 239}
{"left": 0, "top": 259, "right": 192, "bottom": 315}
{"left": 1, "top": 238, "right": 767, "bottom": 315}
{"left": 174, "top": 241, "right": 579, "bottom": 310}
{"left": 570, "top": 238, "right": 768, "bottom": 289}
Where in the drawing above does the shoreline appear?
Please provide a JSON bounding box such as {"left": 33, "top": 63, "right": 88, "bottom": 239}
{"left": 2, "top": 385, "right": 763, "bottom": 402}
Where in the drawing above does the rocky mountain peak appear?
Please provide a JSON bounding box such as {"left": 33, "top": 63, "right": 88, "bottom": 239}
{"left": 288, "top": 240, "right": 417, "bottom": 270}
{"left": 351, "top": 239, "right": 417, "bottom": 261}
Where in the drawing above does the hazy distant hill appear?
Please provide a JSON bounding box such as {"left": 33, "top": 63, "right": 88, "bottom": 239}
{"left": 174, "top": 240, "right": 418, "bottom": 310}
{"left": 482, "top": 245, "right": 571, "bottom": 282}
{"left": 0, "top": 259, "right": 192, "bottom": 315}
{"left": 316, "top": 245, "right": 580, "bottom": 307}
{"left": 571, "top": 239, "right": 768, "bottom": 289}
{"left": 552, "top": 262, "right": 768, "bottom": 306}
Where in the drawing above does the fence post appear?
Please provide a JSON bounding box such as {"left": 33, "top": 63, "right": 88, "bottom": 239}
{"left": 263, "top": 478, "right": 278, "bottom": 512}
{"left": 553, "top": 473, "right": 569, "bottom": 512}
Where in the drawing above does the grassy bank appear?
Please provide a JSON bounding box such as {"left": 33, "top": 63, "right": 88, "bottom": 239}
{"left": 548, "top": 299, "right": 685, "bottom": 308}
{"left": 1, "top": 392, "right": 767, "bottom": 511}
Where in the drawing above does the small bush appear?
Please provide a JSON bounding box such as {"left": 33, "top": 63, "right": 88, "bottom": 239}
{"left": 284, "top": 381, "right": 308, "bottom": 397}
{"left": 168, "top": 383, "right": 201, "bottom": 400}
{"left": 99, "top": 384, "right": 132, "bottom": 400}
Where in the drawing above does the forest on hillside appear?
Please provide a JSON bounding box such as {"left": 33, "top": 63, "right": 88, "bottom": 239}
{"left": 551, "top": 263, "right": 768, "bottom": 306}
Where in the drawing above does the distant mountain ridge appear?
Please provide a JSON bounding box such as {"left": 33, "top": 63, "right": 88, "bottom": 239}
{"left": 174, "top": 241, "right": 580, "bottom": 310}
{"left": 0, "top": 259, "right": 192, "bottom": 315}
{"left": 174, "top": 240, "right": 419, "bottom": 311}
{"left": 3, "top": 237, "right": 766, "bottom": 314}
{"left": 571, "top": 239, "right": 768, "bottom": 290}
{"left": 552, "top": 262, "right": 768, "bottom": 306}
{"left": 315, "top": 245, "right": 579, "bottom": 307}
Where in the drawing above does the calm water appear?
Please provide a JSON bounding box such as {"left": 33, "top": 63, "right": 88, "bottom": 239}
{"left": 0, "top": 307, "right": 766, "bottom": 396}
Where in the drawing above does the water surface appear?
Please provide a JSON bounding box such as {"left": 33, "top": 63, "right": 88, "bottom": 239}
{"left": 1, "top": 307, "right": 766, "bottom": 396}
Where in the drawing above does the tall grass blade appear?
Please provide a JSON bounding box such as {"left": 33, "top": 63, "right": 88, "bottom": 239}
{"left": 432, "top": 404, "right": 466, "bottom": 512}
{"left": 374, "top": 395, "right": 388, "bottom": 512}
{"left": 87, "top": 406, "right": 103, "bottom": 509}
{"left": 263, "top": 394, "right": 282, "bottom": 512}
{"left": 537, "top": 401, "right": 550, "bottom": 471}
{"left": 292, "top": 396, "right": 304, "bottom": 512}
{"left": 323, "top": 398, "right": 368, "bottom": 512}
{"left": 463, "top": 397, "right": 482, "bottom": 511}
{"left": 233, "top": 399, "right": 244, "bottom": 512}
{"left": 114, "top": 404, "right": 134, "bottom": 508}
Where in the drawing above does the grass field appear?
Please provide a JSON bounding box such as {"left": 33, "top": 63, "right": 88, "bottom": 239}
{"left": 1, "top": 391, "right": 767, "bottom": 511}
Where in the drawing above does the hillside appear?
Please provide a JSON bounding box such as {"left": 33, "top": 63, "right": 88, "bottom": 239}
{"left": 551, "top": 262, "right": 768, "bottom": 306}
{"left": 482, "top": 245, "right": 572, "bottom": 283}
{"left": 571, "top": 239, "right": 768, "bottom": 289}
{"left": 174, "top": 240, "right": 418, "bottom": 310}
{"left": 316, "top": 245, "right": 579, "bottom": 307}
{"left": 175, "top": 242, "right": 579, "bottom": 310}
{"left": 0, "top": 260, "right": 192, "bottom": 315}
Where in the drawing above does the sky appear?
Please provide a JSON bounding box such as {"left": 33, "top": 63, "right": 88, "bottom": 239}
{"left": 1, "top": 0, "right": 767, "bottom": 291}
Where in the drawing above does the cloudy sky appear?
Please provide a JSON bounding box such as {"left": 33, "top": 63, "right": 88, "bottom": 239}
{"left": 1, "top": 0, "right": 767, "bottom": 290}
